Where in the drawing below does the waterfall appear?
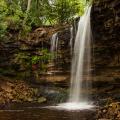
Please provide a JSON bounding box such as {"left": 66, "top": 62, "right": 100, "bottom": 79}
{"left": 56, "top": 6, "right": 93, "bottom": 110}
{"left": 50, "top": 33, "right": 58, "bottom": 58}
{"left": 47, "top": 33, "right": 59, "bottom": 75}
{"left": 46, "top": 6, "right": 93, "bottom": 110}
{"left": 69, "top": 6, "right": 92, "bottom": 103}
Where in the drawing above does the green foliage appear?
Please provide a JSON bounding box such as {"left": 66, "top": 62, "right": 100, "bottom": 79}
{"left": 13, "top": 52, "right": 31, "bottom": 71}
{"left": 0, "top": 0, "right": 8, "bottom": 39}
{"left": 0, "top": 0, "right": 91, "bottom": 39}
{"left": 14, "top": 52, "right": 30, "bottom": 65}
{"left": 29, "top": 0, "right": 87, "bottom": 25}
{"left": 6, "top": 1, "right": 24, "bottom": 28}
{"left": 32, "top": 49, "right": 52, "bottom": 64}
{"left": 13, "top": 48, "right": 52, "bottom": 72}
{"left": 0, "top": 0, "right": 31, "bottom": 39}
{"left": 52, "top": 0, "right": 85, "bottom": 24}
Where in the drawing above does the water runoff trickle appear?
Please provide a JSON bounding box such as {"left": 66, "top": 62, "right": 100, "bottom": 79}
{"left": 47, "top": 33, "right": 59, "bottom": 75}
{"left": 50, "top": 33, "right": 59, "bottom": 56}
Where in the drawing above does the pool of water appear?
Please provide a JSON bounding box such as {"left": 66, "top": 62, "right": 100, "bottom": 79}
{"left": 0, "top": 104, "right": 96, "bottom": 120}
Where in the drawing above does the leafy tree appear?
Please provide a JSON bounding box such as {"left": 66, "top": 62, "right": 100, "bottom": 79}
{"left": 0, "top": 0, "right": 8, "bottom": 39}
{"left": 29, "top": 0, "right": 87, "bottom": 25}
{"left": 53, "top": 0, "right": 85, "bottom": 24}
{"left": 0, "top": 0, "right": 91, "bottom": 39}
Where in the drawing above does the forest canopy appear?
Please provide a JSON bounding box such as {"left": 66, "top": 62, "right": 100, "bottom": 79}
{"left": 0, "top": 0, "right": 91, "bottom": 39}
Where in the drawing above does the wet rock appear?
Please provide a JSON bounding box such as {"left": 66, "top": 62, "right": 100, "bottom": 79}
{"left": 34, "top": 28, "right": 47, "bottom": 38}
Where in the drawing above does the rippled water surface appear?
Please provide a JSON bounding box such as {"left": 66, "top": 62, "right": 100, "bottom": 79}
{"left": 0, "top": 104, "right": 96, "bottom": 120}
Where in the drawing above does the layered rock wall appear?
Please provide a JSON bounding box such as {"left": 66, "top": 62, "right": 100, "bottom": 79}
{"left": 91, "top": 0, "right": 120, "bottom": 86}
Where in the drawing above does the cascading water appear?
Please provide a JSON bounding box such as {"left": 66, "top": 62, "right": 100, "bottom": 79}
{"left": 47, "top": 33, "right": 58, "bottom": 75}
{"left": 69, "top": 6, "right": 92, "bottom": 103}
{"left": 46, "top": 6, "right": 93, "bottom": 110}
{"left": 50, "top": 32, "right": 59, "bottom": 57}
